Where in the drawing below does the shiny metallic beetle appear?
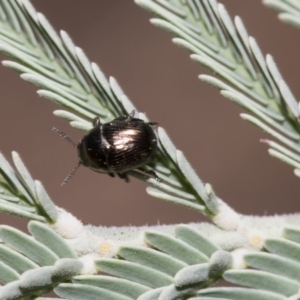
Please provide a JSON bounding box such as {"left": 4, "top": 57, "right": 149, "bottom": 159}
{"left": 53, "top": 110, "right": 158, "bottom": 184}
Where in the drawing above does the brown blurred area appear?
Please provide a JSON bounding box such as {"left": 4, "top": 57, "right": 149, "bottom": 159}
{"left": 0, "top": 0, "right": 300, "bottom": 231}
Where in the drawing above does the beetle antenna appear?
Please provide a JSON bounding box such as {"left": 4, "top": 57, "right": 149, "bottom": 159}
{"left": 52, "top": 127, "right": 77, "bottom": 148}
{"left": 61, "top": 161, "right": 81, "bottom": 186}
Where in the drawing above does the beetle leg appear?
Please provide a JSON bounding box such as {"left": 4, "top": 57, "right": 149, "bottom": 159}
{"left": 93, "top": 117, "right": 102, "bottom": 127}
{"left": 140, "top": 168, "right": 161, "bottom": 182}
{"left": 147, "top": 122, "right": 158, "bottom": 127}
{"left": 108, "top": 173, "right": 115, "bottom": 178}
{"left": 126, "top": 110, "right": 135, "bottom": 120}
{"left": 117, "top": 172, "right": 130, "bottom": 182}
{"left": 151, "top": 170, "right": 161, "bottom": 182}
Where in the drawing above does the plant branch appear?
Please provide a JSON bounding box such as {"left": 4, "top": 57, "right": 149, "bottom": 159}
{"left": 136, "top": 0, "right": 300, "bottom": 181}
{"left": 264, "top": 0, "right": 300, "bottom": 29}
{"left": 0, "top": 0, "right": 230, "bottom": 221}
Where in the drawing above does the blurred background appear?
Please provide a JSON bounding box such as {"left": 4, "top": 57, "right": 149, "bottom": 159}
{"left": 0, "top": 1, "right": 299, "bottom": 231}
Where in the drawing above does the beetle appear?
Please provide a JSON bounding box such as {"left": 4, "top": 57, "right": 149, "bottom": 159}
{"left": 53, "top": 110, "right": 159, "bottom": 184}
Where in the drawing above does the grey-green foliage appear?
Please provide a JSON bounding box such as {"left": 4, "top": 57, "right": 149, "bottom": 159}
{"left": 0, "top": 0, "right": 299, "bottom": 299}
{"left": 136, "top": 0, "right": 300, "bottom": 180}
{"left": 0, "top": 221, "right": 81, "bottom": 299}
{"left": 54, "top": 225, "right": 229, "bottom": 300}
{"left": 264, "top": 0, "right": 300, "bottom": 29}
{"left": 0, "top": 0, "right": 220, "bottom": 219}
{"left": 2, "top": 220, "right": 300, "bottom": 300}
{"left": 0, "top": 151, "right": 57, "bottom": 222}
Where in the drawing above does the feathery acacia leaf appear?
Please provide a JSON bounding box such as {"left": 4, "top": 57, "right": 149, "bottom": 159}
{"left": 0, "top": 151, "right": 57, "bottom": 222}
{"left": 0, "top": 222, "right": 81, "bottom": 299}
{"left": 1, "top": 217, "right": 300, "bottom": 298}
{"left": 264, "top": 0, "right": 300, "bottom": 29}
{"left": 136, "top": 0, "right": 300, "bottom": 180}
{"left": 0, "top": 0, "right": 300, "bottom": 299}
{"left": 0, "top": 0, "right": 220, "bottom": 218}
